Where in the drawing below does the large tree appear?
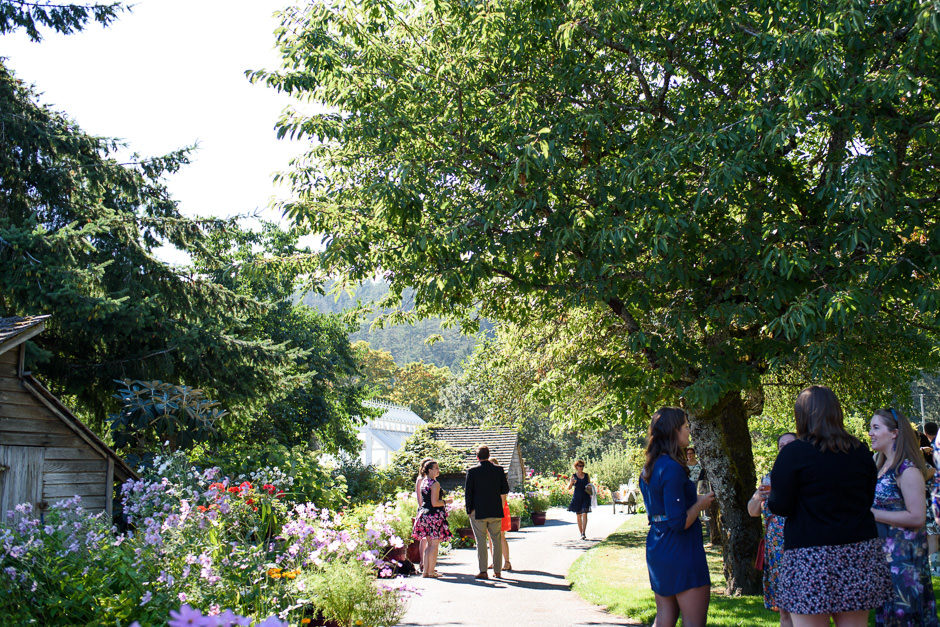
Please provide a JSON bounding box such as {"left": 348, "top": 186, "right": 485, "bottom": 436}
{"left": 0, "top": 2, "right": 301, "bottom": 434}
{"left": 259, "top": 0, "right": 939, "bottom": 591}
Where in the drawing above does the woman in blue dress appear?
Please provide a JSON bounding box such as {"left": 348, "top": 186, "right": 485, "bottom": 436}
{"left": 639, "top": 407, "right": 714, "bottom": 627}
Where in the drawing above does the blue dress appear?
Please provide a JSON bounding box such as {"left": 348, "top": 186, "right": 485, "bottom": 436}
{"left": 639, "top": 455, "right": 710, "bottom": 596}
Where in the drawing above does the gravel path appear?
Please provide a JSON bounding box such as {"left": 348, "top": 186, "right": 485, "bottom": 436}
{"left": 398, "top": 507, "right": 641, "bottom": 627}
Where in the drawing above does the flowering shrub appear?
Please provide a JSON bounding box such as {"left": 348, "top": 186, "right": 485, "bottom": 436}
{"left": 506, "top": 493, "right": 525, "bottom": 517}
{"left": 139, "top": 605, "right": 286, "bottom": 627}
{"left": 527, "top": 472, "right": 573, "bottom": 507}
{"left": 1, "top": 460, "right": 414, "bottom": 626}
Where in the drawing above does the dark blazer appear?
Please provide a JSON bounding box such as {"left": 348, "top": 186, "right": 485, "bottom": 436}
{"left": 465, "top": 460, "right": 509, "bottom": 519}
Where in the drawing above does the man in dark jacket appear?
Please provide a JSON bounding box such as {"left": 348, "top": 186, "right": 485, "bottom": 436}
{"left": 465, "top": 445, "right": 509, "bottom": 579}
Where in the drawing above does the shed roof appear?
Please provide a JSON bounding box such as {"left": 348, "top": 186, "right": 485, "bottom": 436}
{"left": 0, "top": 315, "right": 50, "bottom": 356}
{"left": 429, "top": 427, "right": 520, "bottom": 470}
{"left": 362, "top": 400, "right": 425, "bottom": 426}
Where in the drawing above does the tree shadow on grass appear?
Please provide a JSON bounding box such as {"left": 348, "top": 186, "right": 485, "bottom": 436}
{"left": 594, "top": 528, "right": 648, "bottom": 550}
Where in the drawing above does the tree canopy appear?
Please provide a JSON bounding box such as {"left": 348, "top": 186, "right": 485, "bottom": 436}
{"left": 259, "top": 0, "right": 939, "bottom": 592}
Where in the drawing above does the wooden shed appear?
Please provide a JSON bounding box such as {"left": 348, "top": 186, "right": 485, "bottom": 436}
{"left": 0, "top": 316, "right": 137, "bottom": 519}
{"left": 430, "top": 426, "right": 525, "bottom": 489}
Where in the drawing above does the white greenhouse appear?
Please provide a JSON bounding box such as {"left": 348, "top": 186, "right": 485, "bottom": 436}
{"left": 357, "top": 400, "right": 425, "bottom": 467}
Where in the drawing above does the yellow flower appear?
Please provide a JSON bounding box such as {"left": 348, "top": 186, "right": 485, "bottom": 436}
{"left": 301, "top": 619, "right": 311, "bottom": 625}
{"left": 267, "top": 567, "right": 283, "bottom": 579}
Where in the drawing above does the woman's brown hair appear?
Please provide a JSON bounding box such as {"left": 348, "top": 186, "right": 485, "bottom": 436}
{"left": 420, "top": 458, "right": 438, "bottom": 476}
{"left": 872, "top": 408, "right": 930, "bottom": 480}
{"left": 418, "top": 457, "right": 433, "bottom": 477}
{"left": 794, "top": 386, "right": 860, "bottom": 453}
{"left": 641, "top": 407, "right": 689, "bottom": 482}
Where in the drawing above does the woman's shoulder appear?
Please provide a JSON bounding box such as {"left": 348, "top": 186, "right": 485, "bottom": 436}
{"left": 652, "top": 455, "right": 685, "bottom": 479}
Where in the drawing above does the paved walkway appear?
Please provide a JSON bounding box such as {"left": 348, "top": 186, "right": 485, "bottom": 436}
{"left": 399, "top": 507, "right": 640, "bottom": 627}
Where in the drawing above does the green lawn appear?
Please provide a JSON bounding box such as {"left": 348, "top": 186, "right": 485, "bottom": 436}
{"left": 567, "top": 515, "right": 774, "bottom": 626}
{"left": 568, "top": 515, "right": 940, "bottom": 626}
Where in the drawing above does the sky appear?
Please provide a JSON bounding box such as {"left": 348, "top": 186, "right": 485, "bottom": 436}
{"left": 2, "top": 0, "right": 305, "bottom": 236}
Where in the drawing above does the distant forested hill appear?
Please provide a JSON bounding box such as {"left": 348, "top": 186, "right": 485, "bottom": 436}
{"left": 301, "top": 281, "right": 491, "bottom": 371}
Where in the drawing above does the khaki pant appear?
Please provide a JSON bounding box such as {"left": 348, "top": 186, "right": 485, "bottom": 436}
{"left": 469, "top": 514, "right": 503, "bottom": 574}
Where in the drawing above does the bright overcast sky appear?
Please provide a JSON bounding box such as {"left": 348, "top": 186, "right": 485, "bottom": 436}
{"left": 1, "top": 0, "right": 304, "bottom": 228}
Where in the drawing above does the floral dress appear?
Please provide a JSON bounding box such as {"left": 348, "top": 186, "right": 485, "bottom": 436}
{"left": 873, "top": 459, "right": 939, "bottom": 626}
{"left": 412, "top": 478, "right": 452, "bottom": 541}
{"left": 761, "top": 500, "right": 786, "bottom": 611}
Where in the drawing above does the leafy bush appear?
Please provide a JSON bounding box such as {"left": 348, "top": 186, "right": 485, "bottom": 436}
{"left": 584, "top": 447, "right": 645, "bottom": 491}
{"left": 307, "top": 559, "right": 410, "bottom": 627}
{"left": 527, "top": 472, "right": 573, "bottom": 507}
{"left": 507, "top": 493, "right": 525, "bottom": 517}
{"left": 389, "top": 425, "right": 469, "bottom": 486}
{"left": 447, "top": 503, "right": 470, "bottom": 530}
{"left": 334, "top": 458, "right": 402, "bottom": 505}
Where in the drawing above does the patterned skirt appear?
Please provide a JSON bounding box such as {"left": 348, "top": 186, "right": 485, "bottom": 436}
{"left": 777, "top": 538, "right": 891, "bottom": 615}
{"left": 412, "top": 509, "right": 452, "bottom": 541}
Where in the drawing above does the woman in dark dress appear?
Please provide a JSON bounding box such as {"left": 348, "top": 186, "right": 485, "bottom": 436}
{"left": 639, "top": 407, "right": 714, "bottom": 627}
{"left": 768, "top": 386, "right": 890, "bottom": 626}
{"left": 412, "top": 459, "right": 452, "bottom": 578}
{"left": 568, "top": 460, "right": 591, "bottom": 540}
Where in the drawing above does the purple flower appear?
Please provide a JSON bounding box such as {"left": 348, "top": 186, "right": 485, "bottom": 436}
{"left": 139, "top": 591, "right": 152, "bottom": 605}
{"left": 168, "top": 604, "right": 202, "bottom": 626}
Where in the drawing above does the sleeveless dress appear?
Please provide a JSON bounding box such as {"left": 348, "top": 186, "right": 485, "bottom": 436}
{"left": 412, "top": 478, "right": 452, "bottom": 541}
{"left": 639, "top": 456, "right": 710, "bottom": 596}
{"left": 568, "top": 473, "right": 591, "bottom": 514}
{"left": 761, "top": 499, "right": 786, "bottom": 611}
{"left": 873, "top": 459, "right": 938, "bottom": 626}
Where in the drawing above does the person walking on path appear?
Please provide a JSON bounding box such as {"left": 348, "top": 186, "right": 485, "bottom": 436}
{"left": 747, "top": 432, "right": 797, "bottom": 626}
{"left": 465, "top": 445, "right": 509, "bottom": 580}
{"left": 769, "top": 386, "right": 890, "bottom": 626}
{"left": 869, "top": 408, "right": 938, "bottom": 625}
{"left": 639, "top": 407, "right": 714, "bottom": 627}
{"left": 412, "top": 459, "right": 452, "bottom": 578}
{"left": 568, "top": 460, "right": 592, "bottom": 540}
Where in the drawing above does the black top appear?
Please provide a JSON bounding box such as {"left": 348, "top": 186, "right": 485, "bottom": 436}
{"left": 418, "top": 478, "right": 445, "bottom": 516}
{"left": 465, "top": 460, "right": 509, "bottom": 519}
{"left": 768, "top": 438, "right": 878, "bottom": 550}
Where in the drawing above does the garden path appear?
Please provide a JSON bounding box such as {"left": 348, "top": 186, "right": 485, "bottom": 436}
{"left": 398, "top": 507, "right": 641, "bottom": 627}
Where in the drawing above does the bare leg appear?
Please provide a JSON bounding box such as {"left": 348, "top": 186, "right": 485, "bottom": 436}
{"left": 779, "top": 609, "right": 793, "bottom": 627}
{"left": 652, "top": 593, "right": 680, "bottom": 627}
{"left": 422, "top": 538, "right": 440, "bottom": 577}
{"left": 790, "top": 614, "right": 835, "bottom": 627}
{"left": 575, "top": 514, "right": 584, "bottom": 536}
{"left": 675, "top": 584, "right": 710, "bottom": 627}
{"left": 832, "top": 610, "right": 870, "bottom": 627}
{"left": 581, "top": 513, "right": 589, "bottom": 537}
{"left": 419, "top": 537, "right": 428, "bottom": 572}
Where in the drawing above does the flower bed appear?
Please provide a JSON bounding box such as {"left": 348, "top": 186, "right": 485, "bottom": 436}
{"left": 0, "top": 452, "right": 416, "bottom": 626}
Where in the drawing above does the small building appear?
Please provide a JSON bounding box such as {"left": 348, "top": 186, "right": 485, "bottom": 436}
{"left": 429, "top": 426, "right": 525, "bottom": 489}
{"left": 357, "top": 400, "right": 425, "bottom": 467}
{"left": 0, "top": 316, "right": 137, "bottom": 519}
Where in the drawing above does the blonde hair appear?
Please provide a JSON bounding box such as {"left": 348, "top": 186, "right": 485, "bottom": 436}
{"left": 872, "top": 408, "right": 929, "bottom": 480}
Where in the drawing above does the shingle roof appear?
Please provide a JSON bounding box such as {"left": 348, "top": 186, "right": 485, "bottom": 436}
{"left": 0, "top": 315, "right": 50, "bottom": 354}
{"left": 429, "top": 427, "right": 520, "bottom": 470}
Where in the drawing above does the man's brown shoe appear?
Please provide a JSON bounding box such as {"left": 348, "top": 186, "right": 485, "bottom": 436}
{"left": 494, "top": 571, "right": 502, "bottom": 578}
{"left": 475, "top": 572, "right": 488, "bottom": 580}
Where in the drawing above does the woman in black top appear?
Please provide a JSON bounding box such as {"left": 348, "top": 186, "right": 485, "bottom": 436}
{"left": 768, "top": 386, "right": 890, "bottom": 626}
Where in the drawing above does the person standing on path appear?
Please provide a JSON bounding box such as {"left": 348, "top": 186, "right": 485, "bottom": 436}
{"left": 465, "top": 445, "right": 509, "bottom": 580}
{"left": 568, "top": 460, "right": 592, "bottom": 540}
{"left": 639, "top": 407, "right": 714, "bottom": 627}
{"left": 415, "top": 457, "right": 432, "bottom": 574}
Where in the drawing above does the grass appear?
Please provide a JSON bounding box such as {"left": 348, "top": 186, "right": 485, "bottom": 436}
{"left": 569, "top": 516, "right": 940, "bottom": 625}
{"left": 567, "top": 515, "right": 774, "bottom": 626}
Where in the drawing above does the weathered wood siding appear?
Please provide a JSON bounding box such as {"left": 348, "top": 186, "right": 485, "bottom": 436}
{"left": 0, "top": 347, "right": 109, "bottom": 514}
{"left": 0, "top": 445, "right": 44, "bottom": 519}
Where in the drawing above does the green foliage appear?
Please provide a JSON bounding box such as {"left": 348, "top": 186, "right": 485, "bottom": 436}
{"left": 307, "top": 559, "right": 408, "bottom": 627}
{"left": 198, "top": 442, "right": 349, "bottom": 511}
{"left": 109, "top": 379, "right": 226, "bottom": 458}
{"left": 0, "top": 0, "right": 124, "bottom": 41}
{"left": 389, "top": 425, "right": 469, "bottom": 484}
{"left": 584, "top": 447, "right": 645, "bottom": 491}
{"left": 525, "top": 491, "right": 551, "bottom": 514}
{"left": 446, "top": 504, "right": 470, "bottom": 530}
{"left": 353, "top": 341, "right": 453, "bottom": 420}
{"left": 334, "top": 458, "right": 402, "bottom": 505}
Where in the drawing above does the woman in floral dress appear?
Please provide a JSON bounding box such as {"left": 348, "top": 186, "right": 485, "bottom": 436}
{"left": 869, "top": 408, "right": 938, "bottom": 626}
{"left": 748, "top": 432, "right": 796, "bottom": 627}
{"left": 412, "top": 459, "right": 452, "bottom": 578}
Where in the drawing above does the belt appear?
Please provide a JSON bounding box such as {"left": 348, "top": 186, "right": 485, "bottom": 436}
{"left": 649, "top": 514, "right": 669, "bottom": 523}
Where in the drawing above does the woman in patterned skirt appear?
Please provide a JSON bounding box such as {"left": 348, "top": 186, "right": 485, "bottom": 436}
{"left": 412, "top": 459, "right": 452, "bottom": 578}
{"left": 748, "top": 432, "right": 797, "bottom": 626}
{"left": 769, "top": 386, "right": 890, "bottom": 626}
{"left": 869, "top": 408, "right": 938, "bottom": 626}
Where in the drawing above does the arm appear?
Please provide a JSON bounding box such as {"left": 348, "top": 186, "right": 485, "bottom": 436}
{"left": 568, "top": 475, "right": 576, "bottom": 488}
{"left": 465, "top": 470, "right": 474, "bottom": 515}
{"left": 872, "top": 466, "right": 927, "bottom": 528}
{"left": 661, "top": 463, "right": 712, "bottom": 531}
{"left": 747, "top": 490, "right": 763, "bottom": 517}
{"left": 430, "top": 482, "right": 446, "bottom": 508}
{"left": 415, "top": 475, "right": 423, "bottom": 506}
{"left": 768, "top": 448, "right": 797, "bottom": 517}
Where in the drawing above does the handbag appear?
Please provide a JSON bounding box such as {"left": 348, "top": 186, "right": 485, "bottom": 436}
{"left": 584, "top": 484, "right": 594, "bottom": 496}
{"left": 753, "top": 537, "right": 766, "bottom": 571}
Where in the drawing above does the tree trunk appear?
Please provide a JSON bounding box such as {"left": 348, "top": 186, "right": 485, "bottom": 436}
{"left": 690, "top": 390, "right": 762, "bottom": 595}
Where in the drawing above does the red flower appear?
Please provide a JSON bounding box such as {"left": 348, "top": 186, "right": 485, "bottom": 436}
{"left": 239, "top": 481, "right": 252, "bottom": 491}
{"left": 197, "top": 505, "right": 208, "bottom": 512}
{"left": 228, "top": 486, "right": 241, "bottom": 494}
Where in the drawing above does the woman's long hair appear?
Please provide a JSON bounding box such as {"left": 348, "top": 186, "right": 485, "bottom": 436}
{"left": 872, "top": 408, "right": 930, "bottom": 480}
{"left": 420, "top": 458, "right": 436, "bottom": 476}
{"left": 641, "top": 407, "right": 689, "bottom": 482}
{"left": 794, "top": 386, "right": 860, "bottom": 453}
